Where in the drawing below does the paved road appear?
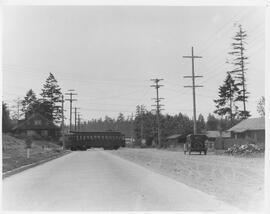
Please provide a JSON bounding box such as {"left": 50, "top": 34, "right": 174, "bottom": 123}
{"left": 2, "top": 150, "right": 239, "bottom": 211}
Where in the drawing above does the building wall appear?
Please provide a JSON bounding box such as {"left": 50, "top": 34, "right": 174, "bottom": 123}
{"left": 26, "top": 130, "right": 37, "bottom": 136}
{"left": 233, "top": 130, "right": 265, "bottom": 144}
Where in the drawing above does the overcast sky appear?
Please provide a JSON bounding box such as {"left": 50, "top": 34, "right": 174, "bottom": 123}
{"left": 2, "top": 6, "right": 265, "bottom": 122}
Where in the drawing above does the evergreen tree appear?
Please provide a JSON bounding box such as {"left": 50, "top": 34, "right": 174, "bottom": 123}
{"left": 21, "top": 89, "right": 37, "bottom": 118}
{"left": 2, "top": 102, "right": 12, "bottom": 132}
{"left": 134, "top": 105, "right": 146, "bottom": 143}
{"left": 31, "top": 99, "right": 53, "bottom": 121}
{"left": 40, "top": 73, "right": 62, "bottom": 123}
{"left": 214, "top": 72, "right": 239, "bottom": 125}
{"left": 206, "top": 114, "right": 219, "bottom": 130}
{"left": 197, "top": 114, "right": 206, "bottom": 133}
{"left": 228, "top": 24, "right": 250, "bottom": 119}
{"left": 257, "top": 96, "right": 265, "bottom": 117}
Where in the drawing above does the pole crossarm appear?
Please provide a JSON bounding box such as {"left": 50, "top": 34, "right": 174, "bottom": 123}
{"left": 183, "top": 75, "right": 203, "bottom": 78}
{"left": 184, "top": 85, "right": 203, "bottom": 88}
{"left": 183, "top": 56, "right": 202, "bottom": 58}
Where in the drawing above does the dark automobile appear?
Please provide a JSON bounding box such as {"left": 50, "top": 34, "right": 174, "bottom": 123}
{"left": 184, "top": 134, "right": 208, "bottom": 155}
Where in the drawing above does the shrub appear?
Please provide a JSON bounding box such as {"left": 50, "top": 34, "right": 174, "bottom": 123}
{"left": 225, "top": 143, "right": 264, "bottom": 156}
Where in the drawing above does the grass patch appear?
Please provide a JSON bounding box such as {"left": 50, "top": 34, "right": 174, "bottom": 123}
{"left": 2, "top": 134, "right": 66, "bottom": 173}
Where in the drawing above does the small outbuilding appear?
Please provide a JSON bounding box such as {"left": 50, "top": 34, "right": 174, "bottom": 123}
{"left": 227, "top": 117, "right": 265, "bottom": 144}
{"left": 165, "top": 134, "right": 186, "bottom": 148}
{"left": 203, "top": 130, "right": 231, "bottom": 150}
{"left": 13, "top": 112, "right": 60, "bottom": 139}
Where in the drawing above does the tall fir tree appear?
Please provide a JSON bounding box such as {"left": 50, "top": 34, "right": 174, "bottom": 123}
{"left": 197, "top": 114, "right": 206, "bottom": 133}
{"left": 228, "top": 24, "right": 250, "bottom": 119}
{"left": 206, "top": 114, "right": 219, "bottom": 131}
{"left": 214, "top": 72, "right": 239, "bottom": 126}
{"left": 21, "top": 89, "right": 37, "bottom": 118}
{"left": 2, "top": 102, "right": 12, "bottom": 132}
{"left": 31, "top": 99, "right": 53, "bottom": 121}
{"left": 40, "top": 73, "right": 62, "bottom": 124}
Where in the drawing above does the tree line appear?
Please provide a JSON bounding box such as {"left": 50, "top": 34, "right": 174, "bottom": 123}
{"left": 78, "top": 105, "right": 236, "bottom": 146}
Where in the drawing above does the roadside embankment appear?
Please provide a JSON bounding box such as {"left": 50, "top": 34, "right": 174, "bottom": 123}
{"left": 2, "top": 134, "right": 70, "bottom": 176}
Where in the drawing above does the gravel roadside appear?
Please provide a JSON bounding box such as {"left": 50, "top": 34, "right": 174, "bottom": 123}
{"left": 109, "top": 148, "right": 265, "bottom": 211}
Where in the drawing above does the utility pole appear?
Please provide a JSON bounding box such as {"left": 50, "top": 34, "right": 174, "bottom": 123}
{"left": 74, "top": 107, "right": 77, "bottom": 131}
{"left": 65, "top": 90, "right": 77, "bottom": 132}
{"left": 73, "top": 107, "right": 80, "bottom": 132}
{"left": 77, "top": 114, "right": 81, "bottom": 131}
{"left": 183, "top": 46, "right": 203, "bottom": 135}
{"left": 140, "top": 106, "right": 145, "bottom": 144}
{"left": 61, "top": 95, "right": 65, "bottom": 149}
{"left": 131, "top": 113, "right": 134, "bottom": 144}
{"left": 150, "top": 79, "right": 164, "bottom": 147}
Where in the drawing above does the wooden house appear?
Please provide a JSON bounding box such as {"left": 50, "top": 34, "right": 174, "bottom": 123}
{"left": 227, "top": 117, "right": 265, "bottom": 144}
{"left": 13, "top": 112, "right": 60, "bottom": 139}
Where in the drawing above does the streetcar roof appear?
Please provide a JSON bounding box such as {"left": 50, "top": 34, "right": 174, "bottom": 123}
{"left": 69, "top": 131, "right": 124, "bottom": 135}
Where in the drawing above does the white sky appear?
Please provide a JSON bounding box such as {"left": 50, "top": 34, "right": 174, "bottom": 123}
{"left": 2, "top": 5, "right": 265, "bottom": 122}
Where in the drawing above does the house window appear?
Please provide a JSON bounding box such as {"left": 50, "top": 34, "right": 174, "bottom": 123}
{"left": 34, "top": 120, "right": 42, "bottom": 125}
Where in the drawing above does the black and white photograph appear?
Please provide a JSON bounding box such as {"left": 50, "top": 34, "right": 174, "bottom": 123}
{"left": 1, "top": 0, "right": 269, "bottom": 212}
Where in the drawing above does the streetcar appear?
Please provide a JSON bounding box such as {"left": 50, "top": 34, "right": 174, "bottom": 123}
{"left": 65, "top": 131, "right": 125, "bottom": 151}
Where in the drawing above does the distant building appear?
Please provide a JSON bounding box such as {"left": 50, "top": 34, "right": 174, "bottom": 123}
{"left": 13, "top": 112, "right": 60, "bottom": 139}
{"left": 203, "top": 130, "right": 231, "bottom": 150}
{"left": 227, "top": 117, "right": 265, "bottom": 144}
{"left": 165, "top": 134, "right": 186, "bottom": 148}
{"left": 204, "top": 130, "right": 231, "bottom": 141}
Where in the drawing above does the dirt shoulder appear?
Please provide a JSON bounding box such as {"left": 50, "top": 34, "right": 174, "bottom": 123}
{"left": 2, "top": 134, "right": 68, "bottom": 173}
{"left": 109, "top": 148, "right": 265, "bottom": 211}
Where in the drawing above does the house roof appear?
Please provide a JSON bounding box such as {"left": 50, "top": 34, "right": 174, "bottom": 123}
{"left": 204, "top": 130, "right": 231, "bottom": 138}
{"left": 166, "top": 134, "right": 184, "bottom": 140}
{"left": 227, "top": 117, "right": 265, "bottom": 133}
{"left": 13, "top": 112, "right": 58, "bottom": 130}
